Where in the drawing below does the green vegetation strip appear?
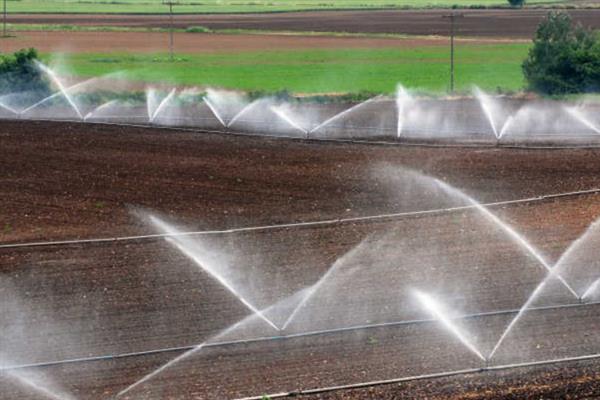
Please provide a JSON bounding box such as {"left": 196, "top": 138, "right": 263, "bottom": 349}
{"left": 44, "top": 44, "right": 530, "bottom": 94}
{"left": 5, "top": 0, "right": 567, "bottom": 14}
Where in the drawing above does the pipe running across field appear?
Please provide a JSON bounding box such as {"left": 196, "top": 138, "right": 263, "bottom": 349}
{"left": 2, "top": 299, "right": 599, "bottom": 372}
{"left": 237, "top": 352, "right": 600, "bottom": 400}
{"left": 1, "top": 186, "right": 599, "bottom": 250}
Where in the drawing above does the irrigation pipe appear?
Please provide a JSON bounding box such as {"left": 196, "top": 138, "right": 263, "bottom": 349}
{"left": 3, "top": 299, "right": 599, "bottom": 372}
{"left": 1, "top": 187, "right": 599, "bottom": 250}
{"left": 6, "top": 116, "right": 600, "bottom": 150}
{"left": 237, "top": 352, "right": 600, "bottom": 400}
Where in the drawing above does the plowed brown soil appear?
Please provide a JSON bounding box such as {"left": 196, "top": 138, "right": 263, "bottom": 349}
{"left": 8, "top": 9, "right": 600, "bottom": 38}
{"left": 0, "top": 30, "right": 507, "bottom": 54}
{"left": 3, "top": 121, "right": 600, "bottom": 399}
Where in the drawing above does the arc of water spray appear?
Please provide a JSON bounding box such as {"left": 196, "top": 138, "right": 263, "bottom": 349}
{"left": 33, "top": 61, "right": 83, "bottom": 120}
{"left": 1, "top": 369, "right": 76, "bottom": 400}
{"left": 149, "top": 88, "right": 177, "bottom": 124}
{"left": 227, "top": 101, "right": 257, "bottom": 128}
{"left": 434, "top": 178, "right": 579, "bottom": 300}
{"left": 473, "top": 87, "right": 499, "bottom": 139}
{"left": 20, "top": 76, "right": 98, "bottom": 117}
{"left": 565, "top": 106, "right": 600, "bottom": 135}
{"left": 487, "top": 218, "right": 600, "bottom": 360}
{"left": 149, "top": 215, "right": 279, "bottom": 331}
{"left": 270, "top": 106, "right": 308, "bottom": 136}
{"left": 486, "top": 276, "right": 550, "bottom": 361}
{"left": 560, "top": 218, "right": 600, "bottom": 302}
{"left": 581, "top": 277, "right": 600, "bottom": 301}
{"left": 281, "top": 237, "right": 371, "bottom": 330}
{"left": 117, "top": 231, "right": 369, "bottom": 396}
{"left": 413, "top": 290, "right": 487, "bottom": 362}
{"left": 498, "top": 115, "right": 515, "bottom": 139}
{"left": 116, "top": 310, "right": 258, "bottom": 397}
{"left": 396, "top": 85, "right": 412, "bottom": 138}
{"left": 488, "top": 253, "right": 564, "bottom": 360}
{"left": 202, "top": 96, "right": 227, "bottom": 127}
{"left": 116, "top": 288, "right": 309, "bottom": 398}
{"left": 83, "top": 99, "right": 118, "bottom": 121}
{"left": 0, "top": 100, "right": 19, "bottom": 116}
{"left": 309, "top": 96, "right": 382, "bottom": 134}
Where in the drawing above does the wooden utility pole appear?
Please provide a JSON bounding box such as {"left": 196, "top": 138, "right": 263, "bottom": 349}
{"left": 164, "top": 1, "right": 176, "bottom": 61}
{"left": 3, "top": 0, "right": 7, "bottom": 38}
{"left": 442, "top": 13, "right": 464, "bottom": 93}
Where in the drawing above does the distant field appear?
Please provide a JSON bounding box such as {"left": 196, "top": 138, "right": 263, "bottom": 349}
{"left": 7, "top": 0, "right": 566, "bottom": 14}
{"left": 47, "top": 44, "right": 529, "bottom": 94}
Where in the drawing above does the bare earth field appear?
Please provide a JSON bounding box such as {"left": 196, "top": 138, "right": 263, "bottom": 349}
{"left": 295, "top": 360, "right": 600, "bottom": 399}
{"left": 4, "top": 5, "right": 600, "bottom": 399}
{"left": 0, "top": 30, "right": 499, "bottom": 54}
{"left": 8, "top": 9, "right": 600, "bottom": 38}
{"left": 3, "top": 121, "right": 600, "bottom": 399}
{"left": 4, "top": 119, "right": 600, "bottom": 243}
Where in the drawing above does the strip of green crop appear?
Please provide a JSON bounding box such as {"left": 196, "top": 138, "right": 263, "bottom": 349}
{"left": 41, "top": 44, "right": 530, "bottom": 94}
{"left": 6, "top": 0, "right": 567, "bottom": 14}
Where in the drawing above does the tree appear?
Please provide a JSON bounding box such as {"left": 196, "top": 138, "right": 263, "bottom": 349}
{"left": 523, "top": 12, "right": 600, "bottom": 95}
{"left": 0, "top": 48, "right": 49, "bottom": 95}
{"left": 507, "top": 0, "right": 525, "bottom": 7}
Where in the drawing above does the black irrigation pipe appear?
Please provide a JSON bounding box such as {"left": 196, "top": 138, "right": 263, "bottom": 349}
{"left": 237, "top": 352, "right": 600, "bottom": 400}
{"left": 1, "top": 184, "right": 599, "bottom": 250}
{"left": 3, "top": 299, "right": 600, "bottom": 372}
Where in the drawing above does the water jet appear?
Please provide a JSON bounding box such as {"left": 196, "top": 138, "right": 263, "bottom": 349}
{"left": 270, "top": 105, "right": 309, "bottom": 136}
{"left": 147, "top": 214, "right": 280, "bottom": 331}
{"left": 33, "top": 61, "right": 83, "bottom": 120}
{"left": 413, "top": 289, "right": 486, "bottom": 362}
{"left": 310, "top": 96, "right": 382, "bottom": 134}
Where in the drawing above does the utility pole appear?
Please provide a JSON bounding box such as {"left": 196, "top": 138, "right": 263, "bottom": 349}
{"left": 442, "top": 13, "right": 464, "bottom": 93}
{"left": 3, "top": 0, "right": 7, "bottom": 38}
{"left": 164, "top": 0, "right": 176, "bottom": 61}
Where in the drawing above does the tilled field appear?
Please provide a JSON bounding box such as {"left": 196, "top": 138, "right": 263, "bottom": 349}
{"left": 3, "top": 121, "right": 600, "bottom": 399}
{"left": 8, "top": 9, "right": 600, "bottom": 38}
{"left": 0, "top": 30, "right": 480, "bottom": 54}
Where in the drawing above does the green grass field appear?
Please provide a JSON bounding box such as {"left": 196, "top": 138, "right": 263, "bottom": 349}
{"left": 8, "top": 0, "right": 566, "bottom": 14}
{"left": 46, "top": 44, "right": 530, "bottom": 94}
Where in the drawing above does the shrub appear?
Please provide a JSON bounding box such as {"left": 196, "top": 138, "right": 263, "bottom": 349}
{"left": 0, "top": 48, "right": 49, "bottom": 96}
{"left": 507, "top": 0, "right": 525, "bottom": 7}
{"left": 523, "top": 12, "right": 600, "bottom": 95}
{"left": 185, "top": 26, "right": 211, "bottom": 33}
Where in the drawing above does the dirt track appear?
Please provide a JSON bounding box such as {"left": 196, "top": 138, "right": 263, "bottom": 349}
{"left": 3, "top": 121, "right": 600, "bottom": 399}
{"left": 8, "top": 9, "right": 600, "bottom": 38}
